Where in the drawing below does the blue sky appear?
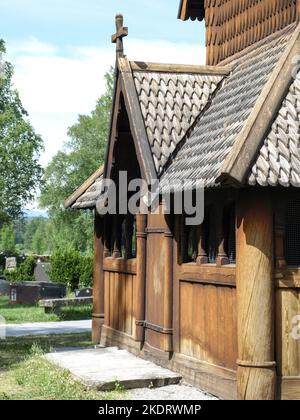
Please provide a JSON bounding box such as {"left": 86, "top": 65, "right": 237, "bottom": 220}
{"left": 1, "top": 1, "right": 205, "bottom": 175}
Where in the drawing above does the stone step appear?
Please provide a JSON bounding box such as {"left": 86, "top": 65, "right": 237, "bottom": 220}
{"left": 45, "top": 347, "right": 182, "bottom": 391}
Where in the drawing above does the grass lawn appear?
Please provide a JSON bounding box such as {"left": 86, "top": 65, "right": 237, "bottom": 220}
{"left": 0, "top": 296, "right": 92, "bottom": 324}
{"left": 0, "top": 333, "right": 126, "bottom": 400}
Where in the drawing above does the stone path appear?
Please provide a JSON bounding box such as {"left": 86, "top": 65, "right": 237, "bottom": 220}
{"left": 4, "top": 320, "right": 91, "bottom": 337}
{"left": 45, "top": 347, "right": 181, "bottom": 391}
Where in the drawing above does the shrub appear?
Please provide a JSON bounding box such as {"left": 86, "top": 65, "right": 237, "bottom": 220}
{"left": 50, "top": 248, "right": 81, "bottom": 289}
{"left": 4, "top": 256, "right": 36, "bottom": 282}
{"left": 79, "top": 256, "right": 93, "bottom": 288}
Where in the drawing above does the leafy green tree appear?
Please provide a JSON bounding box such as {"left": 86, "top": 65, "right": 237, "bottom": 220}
{"left": 0, "top": 223, "right": 16, "bottom": 254}
{"left": 24, "top": 217, "right": 46, "bottom": 252}
{"left": 0, "top": 40, "right": 44, "bottom": 218}
{"left": 40, "top": 69, "right": 113, "bottom": 215}
{"left": 31, "top": 222, "right": 47, "bottom": 255}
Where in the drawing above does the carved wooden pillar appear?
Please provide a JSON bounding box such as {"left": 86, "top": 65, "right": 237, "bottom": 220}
{"left": 134, "top": 213, "right": 147, "bottom": 342}
{"left": 274, "top": 201, "right": 287, "bottom": 270}
{"left": 236, "top": 190, "right": 276, "bottom": 400}
{"left": 124, "top": 214, "right": 133, "bottom": 260}
{"left": 103, "top": 216, "right": 111, "bottom": 258}
{"left": 180, "top": 215, "right": 188, "bottom": 264}
{"left": 196, "top": 223, "right": 208, "bottom": 265}
{"left": 112, "top": 215, "right": 121, "bottom": 258}
{"left": 164, "top": 213, "right": 173, "bottom": 352}
{"left": 216, "top": 203, "right": 229, "bottom": 266}
{"left": 92, "top": 212, "right": 104, "bottom": 343}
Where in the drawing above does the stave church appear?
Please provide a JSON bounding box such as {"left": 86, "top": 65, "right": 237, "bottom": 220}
{"left": 65, "top": 0, "right": 300, "bottom": 400}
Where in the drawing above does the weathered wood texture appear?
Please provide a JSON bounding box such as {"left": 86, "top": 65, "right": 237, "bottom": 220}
{"left": 236, "top": 190, "right": 276, "bottom": 400}
{"left": 92, "top": 213, "right": 104, "bottom": 343}
{"left": 135, "top": 214, "right": 147, "bottom": 342}
{"left": 178, "top": 281, "right": 237, "bottom": 370}
{"left": 205, "top": 0, "right": 297, "bottom": 65}
{"left": 275, "top": 266, "right": 300, "bottom": 400}
{"left": 171, "top": 213, "right": 238, "bottom": 400}
{"left": 103, "top": 263, "right": 136, "bottom": 337}
{"left": 145, "top": 206, "right": 174, "bottom": 354}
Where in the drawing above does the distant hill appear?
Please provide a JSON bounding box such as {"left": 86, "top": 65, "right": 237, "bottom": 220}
{"left": 23, "top": 209, "right": 49, "bottom": 219}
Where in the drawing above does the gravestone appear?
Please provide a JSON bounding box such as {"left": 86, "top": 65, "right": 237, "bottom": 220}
{"left": 75, "top": 288, "right": 93, "bottom": 298}
{"left": 34, "top": 262, "right": 51, "bottom": 283}
{"left": 10, "top": 282, "right": 67, "bottom": 305}
{"left": 5, "top": 257, "right": 17, "bottom": 271}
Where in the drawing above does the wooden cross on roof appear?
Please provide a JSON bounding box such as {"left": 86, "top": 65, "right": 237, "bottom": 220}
{"left": 112, "top": 14, "right": 128, "bottom": 58}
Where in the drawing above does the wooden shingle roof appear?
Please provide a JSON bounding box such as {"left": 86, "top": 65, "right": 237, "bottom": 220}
{"left": 249, "top": 72, "right": 300, "bottom": 187}
{"left": 161, "top": 23, "right": 299, "bottom": 189}
{"left": 132, "top": 64, "right": 225, "bottom": 174}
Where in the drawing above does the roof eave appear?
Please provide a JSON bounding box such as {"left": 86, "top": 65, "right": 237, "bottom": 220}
{"left": 178, "top": 0, "right": 204, "bottom": 21}
{"left": 64, "top": 165, "right": 104, "bottom": 210}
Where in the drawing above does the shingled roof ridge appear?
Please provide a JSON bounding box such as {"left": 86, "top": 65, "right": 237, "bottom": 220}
{"left": 130, "top": 61, "right": 232, "bottom": 76}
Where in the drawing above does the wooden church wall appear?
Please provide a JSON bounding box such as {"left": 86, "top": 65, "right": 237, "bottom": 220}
{"left": 274, "top": 190, "right": 300, "bottom": 400}
{"left": 205, "top": 0, "right": 298, "bottom": 65}
{"left": 103, "top": 259, "right": 136, "bottom": 337}
{"left": 171, "top": 211, "right": 238, "bottom": 400}
{"left": 100, "top": 213, "right": 147, "bottom": 353}
{"left": 96, "top": 188, "right": 300, "bottom": 399}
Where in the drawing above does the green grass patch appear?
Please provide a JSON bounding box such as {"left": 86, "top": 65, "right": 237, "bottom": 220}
{"left": 0, "top": 334, "right": 126, "bottom": 400}
{"left": 0, "top": 296, "right": 92, "bottom": 324}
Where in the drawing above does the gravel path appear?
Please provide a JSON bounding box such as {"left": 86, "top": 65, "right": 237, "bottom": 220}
{"left": 129, "top": 383, "right": 218, "bottom": 400}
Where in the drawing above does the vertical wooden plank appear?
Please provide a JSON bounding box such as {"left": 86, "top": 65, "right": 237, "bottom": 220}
{"left": 276, "top": 288, "right": 300, "bottom": 377}
{"left": 217, "top": 286, "right": 227, "bottom": 368}
{"left": 118, "top": 273, "right": 124, "bottom": 332}
{"left": 104, "top": 272, "right": 110, "bottom": 328}
{"left": 125, "top": 274, "right": 132, "bottom": 335}
{"left": 230, "top": 288, "right": 238, "bottom": 371}
{"left": 173, "top": 216, "right": 181, "bottom": 354}
{"left": 135, "top": 214, "right": 147, "bottom": 341}
{"left": 109, "top": 272, "right": 113, "bottom": 328}
{"left": 163, "top": 213, "right": 173, "bottom": 352}
{"left": 192, "top": 283, "right": 204, "bottom": 361}
{"left": 179, "top": 282, "right": 193, "bottom": 357}
{"left": 114, "top": 272, "right": 120, "bottom": 331}
{"left": 131, "top": 274, "right": 135, "bottom": 337}
{"left": 206, "top": 284, "right": 218, "bottom": 366}
{"left": 92, "top": 213, "right": 104, "bottom": 343}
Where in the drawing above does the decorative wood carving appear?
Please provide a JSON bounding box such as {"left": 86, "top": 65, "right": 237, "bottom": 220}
{"left": 196, "top": 223, "right": 208, "bottom": 265}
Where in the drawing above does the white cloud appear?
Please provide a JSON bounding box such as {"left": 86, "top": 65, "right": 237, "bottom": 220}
{"left": 7, "top": 37, "right": 205, "bottom": 166}
{"left": 8, "top": 37, "right": 58, "bottom": 56}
